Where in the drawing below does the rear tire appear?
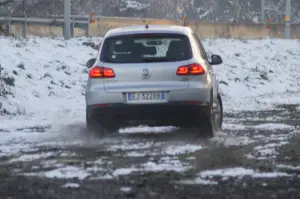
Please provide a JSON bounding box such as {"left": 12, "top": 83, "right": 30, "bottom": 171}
{"left": 200, "top": 93, "right": 223, "bottom": 137}
{"left": 86, "top": 112, "right": 119, "bottom": 136}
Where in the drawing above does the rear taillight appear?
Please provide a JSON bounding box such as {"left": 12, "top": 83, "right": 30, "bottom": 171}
{"left": 176, "top": 66, "right": 189, "bottom": 75}
{"left": 176, "top": 63, "right": 205, "bottom": 76}
{"left": 89, "top": 66, "right": 115, "bottom": 78}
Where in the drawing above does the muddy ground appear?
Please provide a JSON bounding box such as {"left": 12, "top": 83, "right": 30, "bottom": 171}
{"left": 0, "top": 104, "right": 300, "bottom": 199}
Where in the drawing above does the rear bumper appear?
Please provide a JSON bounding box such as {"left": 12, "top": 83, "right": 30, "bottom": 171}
{"left": 86, "top": 102, "right": 210, "bottom": 127}
{"left": 85, "top": 87, "right": 211, "bottom": 107}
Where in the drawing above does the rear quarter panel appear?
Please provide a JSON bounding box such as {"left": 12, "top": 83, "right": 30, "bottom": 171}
{"left": 187, "top": 33, "right": 213, "bottom": 93}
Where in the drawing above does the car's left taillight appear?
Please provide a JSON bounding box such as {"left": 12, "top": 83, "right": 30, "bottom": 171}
{"left": 89, "top": 66, "right": 115, "bottom": 78}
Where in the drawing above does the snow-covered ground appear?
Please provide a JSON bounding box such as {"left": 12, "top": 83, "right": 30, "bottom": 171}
{"left": 1, "top": 36, "right": 299, "bottom": 119}
{"left": 206, "top": 39, "right": 300, "bottom": 111}
{"left": 0, "top": 36, "right": 101, "bottom": 126}
{"left": 0, "top": 36, "right": 300, "bottom": 182}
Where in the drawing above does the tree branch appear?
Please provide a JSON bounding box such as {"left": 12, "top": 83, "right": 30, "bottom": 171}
{"left": 0, "top": 0, "right": 13, "bottom": 7}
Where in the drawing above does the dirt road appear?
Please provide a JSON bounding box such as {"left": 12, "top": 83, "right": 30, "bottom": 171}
{"left": 0, "top": 104, "right": 299, "bottom": 199}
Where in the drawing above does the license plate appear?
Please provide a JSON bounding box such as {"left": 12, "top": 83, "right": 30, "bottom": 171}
{"left": 127, "top": 92, "right": 166, "bottom": 102}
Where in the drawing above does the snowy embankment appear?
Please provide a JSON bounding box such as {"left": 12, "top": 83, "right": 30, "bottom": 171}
{"left": 0, "top": 36, "right": 300, "bottom": 126}
{"left": 0, "top": 37, "right": 100, "bottom": 128}
{"left": 206, "top": 39, "right": 300, "bottom": 111}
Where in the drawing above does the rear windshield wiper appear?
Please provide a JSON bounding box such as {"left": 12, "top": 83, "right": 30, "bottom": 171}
{"left": 141, "top": 57, "right": 172, "bottom": 62}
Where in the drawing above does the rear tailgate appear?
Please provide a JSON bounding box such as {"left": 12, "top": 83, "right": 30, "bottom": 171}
{"left": 103, "top": 61, "right": 190, "bottom": 93}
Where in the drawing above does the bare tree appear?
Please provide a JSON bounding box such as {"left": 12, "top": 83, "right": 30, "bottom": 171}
{"left": 1, "top": 0, "right": 300, "bottom": 24}
{"left": 0, "top": 0, "right": 14, "bottom": 35}
{"left": 0, "top": 0, "right": 13, "bottom": 6}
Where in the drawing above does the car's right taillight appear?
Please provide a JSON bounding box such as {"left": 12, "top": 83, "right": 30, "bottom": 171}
{"left": 89, "top": 66, "right": 115, "bottom": 78}
{"left": 176, "top": 63, "right": 205, "bottom": 76}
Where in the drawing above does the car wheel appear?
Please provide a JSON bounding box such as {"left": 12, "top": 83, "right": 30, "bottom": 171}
{"left": 201, "top": 93, "right": 223, "bottom": 137}
{"left": 86, "top": 113, "right": 119, "bottom": 136}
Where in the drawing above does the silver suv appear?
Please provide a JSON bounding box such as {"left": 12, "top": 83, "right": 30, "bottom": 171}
{"left": 85, "top": 25, "right": 224, "bottom": 137}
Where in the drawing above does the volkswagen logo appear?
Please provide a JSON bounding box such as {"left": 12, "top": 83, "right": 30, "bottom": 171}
{"left": 142, "top": 68, "right": 150, "bottom": 77}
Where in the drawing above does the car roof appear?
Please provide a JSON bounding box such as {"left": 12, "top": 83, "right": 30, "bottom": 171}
{"left": 105, "top": 25, "right": 193, "bottom": 38}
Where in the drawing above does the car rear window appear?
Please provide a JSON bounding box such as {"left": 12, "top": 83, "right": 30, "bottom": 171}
{"left": 100, "top": 33, "right": 193, "bottom": 63}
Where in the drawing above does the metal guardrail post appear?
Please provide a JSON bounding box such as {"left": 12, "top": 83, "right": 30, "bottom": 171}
{"left": 85, "top": 24, "right": 89, "bottom": 37}
{"left": 22, "top": 15, "right": 27, "bottom": 38}
{"left": 86, "top": 14, "right": 90, "bottom": 37}
{"left": 285, "top": 0, "right": 291, "bottom": 39}
{"left": 64, "top": 0, "right": 71, "bottom": 40}
{"left": 261, "top": 0, "right": 265, "bottom": 23}
{"left": 71, "top": 17, "right": 74, "bottom": 37}
{"left": 8, "top": 14, "right": 11, "bottom": 36}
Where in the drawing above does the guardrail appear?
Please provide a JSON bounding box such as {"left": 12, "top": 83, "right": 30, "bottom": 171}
{"left": 0, "top": 14, "right": 299, "bottom": 39}
{"left": 0, "top": 15, "right": 90, "bottom": 38}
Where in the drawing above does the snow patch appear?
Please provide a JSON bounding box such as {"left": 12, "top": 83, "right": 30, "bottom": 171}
{"left": 44, "top": 166, "right": 90, "bottom": 180}
{"left": 0, "top": 142, "right": 38, "bottom": 158}
{"left": 9, "top": 152, "right": 54, "bottom": 163}
{"left": 200, "top": 167, "right": 255, "bottom": 178}
{"left": 108, "top": 141, "right": 155, "bottom": 151}
{"left": 277, "top": 164, "right": 300, "bottom": 170}
{"left": 62, "top": 183, "right": 80, "bottom": 189}
{"left": 163, "top": 145, "right": 203, "bottom": 155}
{"left": 120, "top": 187, "right": 132, "bottom": 192}
{"left": 142, "top": 157, "right": 191, "bottom": 172}
{"left": 180, "top": 178, "right": 218, "bottom": 185}
{"left": 223, "top": 123, "right": 247, "bottom": 130}
{"left": 119, "top": 126, "right": 177, "bottom": 134}
{"left": 253, "top": 123, "right": 295, "bottom": 130}
{"left": 249, "top": 140, "right": 291, "bottom": 160}
{"left": 186, "top": 167, "right": 293, "bottom": 184}
{"left": 181, "top": 167, "right": 293, "bottom": 185}
{"left": 112, "top": 167, "right": 139, "bottom": 177}
{"left": 126, "top": 151, "right": 149, "bottom": 157}
{"left": 212, "top": 135, "right": 256, "bottom": 146}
